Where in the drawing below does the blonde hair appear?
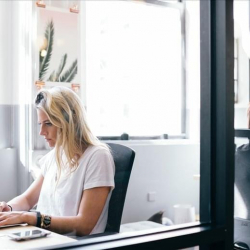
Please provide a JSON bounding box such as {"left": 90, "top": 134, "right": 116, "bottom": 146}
{"left": 35, "top": 86, "right": 106, "bottom": 181}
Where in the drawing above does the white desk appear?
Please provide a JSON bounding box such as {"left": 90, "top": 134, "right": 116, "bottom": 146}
{"left": 0, "top": 225, "right": 76, "bottom": 249}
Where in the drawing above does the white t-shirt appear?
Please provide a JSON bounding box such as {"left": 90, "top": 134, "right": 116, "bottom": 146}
{"left": 36, "top": 145, "right": 115, "bottom": 235}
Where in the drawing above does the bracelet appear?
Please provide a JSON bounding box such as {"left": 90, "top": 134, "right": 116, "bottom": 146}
{"left": 41, "top": 214, "right": 51, "bottom": 229}
{"left": 7, "top": 204, "right": 12, "bottom": 211}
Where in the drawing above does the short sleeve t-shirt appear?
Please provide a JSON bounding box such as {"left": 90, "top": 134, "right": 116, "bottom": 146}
{"left": 36, "top": 145, "right": 115, "bottom": 235}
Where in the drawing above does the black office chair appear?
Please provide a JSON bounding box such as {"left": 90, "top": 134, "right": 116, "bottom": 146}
{"left": 105, "top": 143, "right": 135, "bottom": 233}
{"left": 234, "top": 129, "right": 250, "bottom": 250}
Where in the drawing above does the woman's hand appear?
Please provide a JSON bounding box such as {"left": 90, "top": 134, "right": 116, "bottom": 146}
{"left": 0, "top": 202, "right": 11, "bottom": 212}
{"left": 0, "top": 211, "right": 36, "bottom": 227}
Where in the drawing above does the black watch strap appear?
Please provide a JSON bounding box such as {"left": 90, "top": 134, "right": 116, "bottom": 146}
{"left": 35, "top": 211, "right": 42, "bottom": 228}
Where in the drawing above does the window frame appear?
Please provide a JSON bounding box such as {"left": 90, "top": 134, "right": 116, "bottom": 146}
{"left": 39, "top": 0, "right": 235, "bottom": 249}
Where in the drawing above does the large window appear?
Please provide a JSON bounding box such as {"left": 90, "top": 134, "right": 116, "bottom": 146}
{"left": 85, "top": 1, "right": 184, "bottom": 137}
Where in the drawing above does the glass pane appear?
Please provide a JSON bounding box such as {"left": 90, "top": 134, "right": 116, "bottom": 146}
{"left": 1, "top": 0, "right": 201, "bottom": 247}
{"left": 85, "top": 1, "right": 182, "bottom": 136}
{"left": 84, "top": 0, "right": 201, "bottom": 232}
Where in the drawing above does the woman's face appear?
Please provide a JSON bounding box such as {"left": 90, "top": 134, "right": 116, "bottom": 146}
{"left": 37, "top": 109, "right": 58, "bottom": 147}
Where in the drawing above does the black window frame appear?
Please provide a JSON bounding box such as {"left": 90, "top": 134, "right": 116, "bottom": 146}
{"left": 39, "top": 0, "right": 235, "bottom": 249}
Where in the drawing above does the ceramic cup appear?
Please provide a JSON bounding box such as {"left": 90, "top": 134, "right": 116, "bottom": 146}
{"left": 173, "top": 204, "right": 196, "bottom": 224}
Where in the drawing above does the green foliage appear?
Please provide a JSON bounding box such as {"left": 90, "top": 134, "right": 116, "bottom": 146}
{"left": 47, "top": 70, "right": 56, "bottom": 82}
{"left": 59, "top": 59, "right": 78, "bottom": 82}
{"left": 40, "top": 19, "right": 78, "bottom": 83}
{"left": 55, "top": 54, "right": 68, "bottom": 81}
{"left": 39, "top": 20, "right": 54, "bottom": 81}
{"left": 48, "top": 54, "right": 67, "bottom": 81}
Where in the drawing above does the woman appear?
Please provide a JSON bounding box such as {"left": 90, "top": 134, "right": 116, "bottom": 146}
{"left": 0, "top": 86, "right": 115, "bottom": 236}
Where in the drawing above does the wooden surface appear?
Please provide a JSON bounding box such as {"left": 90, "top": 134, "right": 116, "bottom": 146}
{"left": 0, "top": 225, "right": 76, "bottom": 249}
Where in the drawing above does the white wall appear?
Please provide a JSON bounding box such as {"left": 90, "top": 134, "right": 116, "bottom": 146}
{"left": 0, "top": 1, "right": 33, "bottom": 199}
{"left": 0, "top": 149, "right": 17, "bottom": 201}
{"left": 0, "top": 1, "right": 13, "bottom": 106}
{"left": 0, "top": 1, "right": 14, "bottom": 148}
{"left": 118, "top": 141, "right": 200, "bottom": 224}
{"left": 0, "top": 2, "right": 18, "bottom": 200}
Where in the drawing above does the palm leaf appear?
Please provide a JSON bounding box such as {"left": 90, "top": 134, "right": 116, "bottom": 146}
{"left": 39, "top": 20, "right": 54, "bottom": 81}
{"left": 55, "top": 54, "right": 67, "bottom": 81}
{"left": 59, "top": 59, "right": 77, "bottom": 82}
{"left": 47, "top": 54, "right": 67, "bottom": 82}
{"left": 47, "top": 70, "right": 56, "bottom": 81}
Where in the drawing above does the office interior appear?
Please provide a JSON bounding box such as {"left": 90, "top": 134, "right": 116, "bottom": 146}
{"left": 0, "top": 0, "right": 245, "bottom": 249}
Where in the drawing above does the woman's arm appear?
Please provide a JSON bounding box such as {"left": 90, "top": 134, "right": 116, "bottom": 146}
{"left": 0, "top": 174, "right": 44, "bottom": 212}
{"left": 45, "top": 186, "right": 111, "bottom": 235}
{"left": 0, "top": 186, "right": 110, "bottom": 236}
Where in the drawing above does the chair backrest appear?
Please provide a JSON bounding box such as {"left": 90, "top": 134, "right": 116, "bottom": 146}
{"left": 105, "top": 143, "right": 135, "bottom": 233}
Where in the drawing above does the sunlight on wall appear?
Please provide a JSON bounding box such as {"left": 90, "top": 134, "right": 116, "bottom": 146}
{"left": 11, "top": 1, "right": 33, "bottom": 166}
{"left": 0, "top": 2, "right": 13, "bottom": 106}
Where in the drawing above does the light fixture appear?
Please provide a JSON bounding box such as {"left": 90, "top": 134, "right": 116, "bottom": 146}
{"left": 35, "top": 81, "right": 45, "bottom": 90}
{"left": 70, "top": 4, "right": 79, "bottom": 14}
{"left": 36, "top": 0, "right": 46, "bottom": 8}
{"left": 40, "top": 49, "right": 47, "bottom": 57}
{"left": 71, "top": 83, "right": 80, "bottom": 92}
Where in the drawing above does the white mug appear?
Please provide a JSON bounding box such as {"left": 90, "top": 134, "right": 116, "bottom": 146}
{"left": 173, "top": 204, "right": 196, "bottom": 225}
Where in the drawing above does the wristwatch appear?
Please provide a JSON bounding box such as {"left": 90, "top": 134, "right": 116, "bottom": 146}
{"left": 29, "top": 210, "right": 42, "bottom": 228}
{"left": 41, "top": 214, "right": 51, "bottom": 229}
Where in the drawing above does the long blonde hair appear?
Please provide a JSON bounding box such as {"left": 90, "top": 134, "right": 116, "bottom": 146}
{"left": 35, "top": 86, "right": 106, "bottom": 181}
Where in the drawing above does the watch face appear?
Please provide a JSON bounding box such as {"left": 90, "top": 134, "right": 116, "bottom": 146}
{"left": 43, "top": 215, "right": 51, "bottom": 228}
